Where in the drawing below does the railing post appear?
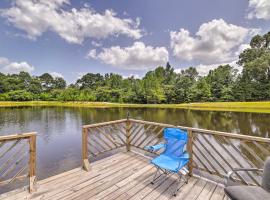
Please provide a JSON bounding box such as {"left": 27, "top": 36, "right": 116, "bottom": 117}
{"left": 187, "top": 129, "right": 194, "bottom": 176}
{"left": 126, "top": 119, "right": 131, "bottom": 151}
{"left": 29, "top": 134, "right": 37, "bottom": 193}
{"left": 82, "top": 127, "right": 91, "bottom": 171}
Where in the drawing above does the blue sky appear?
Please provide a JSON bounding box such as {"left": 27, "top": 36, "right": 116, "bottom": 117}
{"left": 0, "top": 0, "right": 269, "bottom": 83}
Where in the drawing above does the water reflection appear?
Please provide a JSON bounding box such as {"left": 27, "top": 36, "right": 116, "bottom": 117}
{"left": 0, "top": 107, "right": 269, "bottom": 180}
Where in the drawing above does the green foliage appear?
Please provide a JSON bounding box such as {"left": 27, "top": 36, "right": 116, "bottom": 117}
{"left": 173, "top": 67, "right": 198, "bottom": 103}
{"left": 1, "top": 32, "right": 270, "bottom": 103}
{"left": 206, "top": 65, "right": 236, "bottom": 101}
{"left": 237, "top": 31, "right": 270, "bottom": 101}
{"left": 189, "top": 78, "right": 212, "bottom": 102}
{"left": 0, "top": 90, "right": 34, "bottom": 101}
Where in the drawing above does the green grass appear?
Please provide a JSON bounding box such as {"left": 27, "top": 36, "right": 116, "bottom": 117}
{"left": 1, "top": 101, "right": 270, "bottom": 113}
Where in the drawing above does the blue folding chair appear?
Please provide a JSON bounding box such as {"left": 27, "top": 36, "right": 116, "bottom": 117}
{"left": 145, "top": 127, "right": 190, "bottom": 196}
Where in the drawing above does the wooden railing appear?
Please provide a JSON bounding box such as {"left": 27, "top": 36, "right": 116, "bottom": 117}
{"left": 82, "top": 119, "right": 270, "bottom": 186}
{"left": 82, "top": 119, "right": 127, "bottom": 171}
{"left": 177, "top": 125, "right": 270, "bottom": 185}
{"left": 0, "top": 132, "right": 37, "bottom": 193}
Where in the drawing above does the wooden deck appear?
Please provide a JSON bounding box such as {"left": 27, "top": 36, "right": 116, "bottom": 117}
{"left": 0, "top": 152, "right": 226, "bottom": 200}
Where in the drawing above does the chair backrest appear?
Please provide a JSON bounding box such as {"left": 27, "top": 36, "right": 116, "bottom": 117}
{"left": 163, "top": 128, "right": 188, "bottom": 157}
{"left": 262, "top": 157, "right": 270, "bottom": 192}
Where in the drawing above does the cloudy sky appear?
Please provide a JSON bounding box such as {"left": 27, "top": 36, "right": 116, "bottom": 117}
{"left": 0, "top": 0, "right": 269, "bottom": 82}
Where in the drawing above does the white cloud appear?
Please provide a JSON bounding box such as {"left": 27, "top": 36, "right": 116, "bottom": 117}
{"left": 87, "top": 49, "right": 97, "bottom": 58}
{"left": 87, "top": 42, "right": 169, "bottom": 70}
{"left": 248, "top": 0, "right": 270, "bottom": 20}
{"left": 235, "top": 43, "right": 251, "bottom": 57}
{"left": 0, "top": 57, "right": 10, "bottom": 65}
{"left": 1, "top": 0, "right": 142, "bottom": 44}
{"left": 2, "top": 62, "right": 34, "bottom": 74}
{"left": 0, "top": 57, "right": 34, "bottom": 74}
{"left": 83, "top": 2, "right": 91, "bottom": 8}
{"left": 122, "top": 74, "right": 141, "bottom": 79}
{"left": 170, "top": 19, "right": 256, "bottom": 64}
{"left": 175, "top": 61, "right": 239, "bottom": 76}
{"left": 49, "top": 71, "right": 64, "bottom": 78}
{"left": 91, "top": 41, "right": 102, "bottom": 47}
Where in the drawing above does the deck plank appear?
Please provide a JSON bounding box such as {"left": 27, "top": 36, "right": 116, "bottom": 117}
{"left": 106, "top": 168, "right": 156, "bottom": 200}
{"left": 49, "top": 153, "right": 144, "bottom": 200}
{"left": 196, "top": 181, "right": 217, "bottom": 200}
{"left": 63, "top": 155, "right": 149, "bottom": 200}
{"left": 91, "top": 165, "right": 155, "bottom": 200}
{"left": 88, "top": 164, "right": 153, "bottom": 200}
{"left": 155, "top": 177, "right": 197, "bottom": 200}
{"left": 0, "top": 152, "right": 225, "bottom": 200}
{"left": 0, "top": 152, "right": 132, "bottom": 200}
{"left": 210, "top": 184, "right": 225, "bottom": 200}
{"left": 143, "top": 175, "right": 177, "bottom": 200}
{"left": 181, "top": 178, "right": 208, "bottom": 200}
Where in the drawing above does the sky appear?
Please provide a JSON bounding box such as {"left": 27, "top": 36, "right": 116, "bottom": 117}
{"left": 0, "top": 0, "right": 269, "bottom": 83}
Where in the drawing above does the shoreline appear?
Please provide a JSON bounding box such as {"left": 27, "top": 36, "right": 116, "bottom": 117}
{"left": 1, "top": 101, "right": 270, "bottom": 113}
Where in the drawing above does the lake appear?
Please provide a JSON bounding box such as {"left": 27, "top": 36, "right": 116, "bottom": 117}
{"left": 0, "top": 106, "right": 269, "bottom": 180}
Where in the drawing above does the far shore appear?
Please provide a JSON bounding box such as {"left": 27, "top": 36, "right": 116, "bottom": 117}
{"left": 1, "top": 101, "right": 270, "bottom": 113}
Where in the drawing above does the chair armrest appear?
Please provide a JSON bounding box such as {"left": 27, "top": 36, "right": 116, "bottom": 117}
{"left": 179, "top": 151, "right": 189, "bottom": 159}
{"left": 226, "top": 168, "right": 263, "bottom": 186}
{"left": 176, "top": 151, "right": 190, "bottom": 171}
{"left": 145, "top": 143, "right": 165, "bottom": 152}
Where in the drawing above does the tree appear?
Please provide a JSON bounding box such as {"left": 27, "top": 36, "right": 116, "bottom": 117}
{"left": 174, "top": 67, "right": 198, "bottom": 103}
{"left": 76, "top": 73, "right": 104, "bottom": 90}
{"left": 0, "top": 73, "right": 6, "bottom": 94}
{"left": 39, "top": 73, "right": 55, "bottom": 92}
{"left": 57, "top": 88, "right": 79, "bottom": 101}
{"left": 54, "top": 77, "right": 66, "bottom": 89}
{"left": 189, "top": 78, "right": 212, "bottom": 102}
{"left": 142, "top": 70, "right": 166, "bottom": 103}
{"left": 237, "top": 32, "right": 270, "bottom": 101}
{"left": 4, "top": 90, "right": 34, "bottom": 101}
{"left": 206, "top": 65, "right": 236, "bottom": 101}
{"left": 104, "top": 73, "right": 123, "bottom": 88}
{"left": 164, "top": 62, "right": 175, "bottom": 85}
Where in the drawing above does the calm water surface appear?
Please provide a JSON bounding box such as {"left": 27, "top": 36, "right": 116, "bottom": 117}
{"left": 0, "top": 106, "right": 269, "bottom": 180}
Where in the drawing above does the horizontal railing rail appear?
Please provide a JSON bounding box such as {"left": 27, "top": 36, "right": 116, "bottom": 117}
{"left": 0, "top": 132, "right": 37, "bottom": 193}
{"left": 83, "top": 118, "right": 270, "bottom": 186}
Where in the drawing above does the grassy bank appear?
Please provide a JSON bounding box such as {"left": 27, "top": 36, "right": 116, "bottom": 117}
{"left": 1, "top": 101, "right": 270, "bottom": 113}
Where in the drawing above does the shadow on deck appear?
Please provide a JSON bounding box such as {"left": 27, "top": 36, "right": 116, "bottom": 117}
{"left": 0, "top": 151, "right": 226, "bottom": 200}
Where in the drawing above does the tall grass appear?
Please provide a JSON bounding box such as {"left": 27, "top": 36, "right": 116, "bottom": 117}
{"left": 1, "top": 101, "right": 270, "bottom": 113}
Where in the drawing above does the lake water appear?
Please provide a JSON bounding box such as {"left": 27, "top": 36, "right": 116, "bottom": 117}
{"left": 0, "top": 106, "right": 269, "bottom": 180}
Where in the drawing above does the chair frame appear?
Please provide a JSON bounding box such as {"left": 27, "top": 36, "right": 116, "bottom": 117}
{"left": 226, "top": 168, "right": 263, "bottom": 186}
{"left": 151, "top": 164, "right": 189, "bottom": 196}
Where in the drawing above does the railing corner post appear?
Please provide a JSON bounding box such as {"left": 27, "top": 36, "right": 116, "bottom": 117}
{"left": 29, "top": 134, "right": 37, "bottom": 193}
{"left": 82, "top": 127, "right": 91, "bottom": 171}
{"left": 187, "top": 129, "right": 194, "bottom": 177}
{"left": 126, "top": 119, "right": 131, "bottom": 152}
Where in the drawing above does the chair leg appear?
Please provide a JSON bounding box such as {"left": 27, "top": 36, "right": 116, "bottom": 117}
{"left": 182, "top": 173, "right": 188, "bottom": 184}
{"left": 151, "top": 167, "right": 161, "bottom": 184}
{"left": 173, "top": 172, "right": 189, "bottom": 196}
{"left": 173, "top": 173, "right": 183, "bottom": 196}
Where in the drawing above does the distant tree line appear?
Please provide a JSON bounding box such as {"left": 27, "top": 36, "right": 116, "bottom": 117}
{"left": 0, "top": 32, "right": 270, "bottom": 103}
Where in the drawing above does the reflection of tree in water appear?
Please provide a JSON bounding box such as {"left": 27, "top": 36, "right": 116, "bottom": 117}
{"left": 1, "top": 107, "right": 270, "bottom": 139}
{"left": 231, "top": 112, "right": 270, "bottom": 138}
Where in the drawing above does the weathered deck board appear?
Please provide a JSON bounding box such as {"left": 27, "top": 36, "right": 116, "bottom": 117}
{"left": 0, "top": 152, "right": 226, "bottom": 200}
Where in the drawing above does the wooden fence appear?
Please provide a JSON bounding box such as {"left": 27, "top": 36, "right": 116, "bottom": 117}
{"left": 82, "top": 119, "right": 270, "bottom": 186}
{"left": 0, "top": 132, "right": 36, "bottom": 193}
{"left": 82, "top": 119, "right": 127, "bottom": 171}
